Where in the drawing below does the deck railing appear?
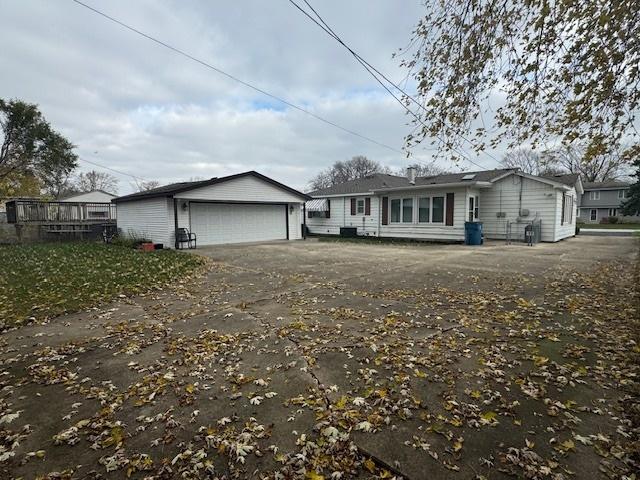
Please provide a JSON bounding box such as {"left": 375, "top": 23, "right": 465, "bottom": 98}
{"left": 6, "top": 200, "right": 116, "bottom": 224}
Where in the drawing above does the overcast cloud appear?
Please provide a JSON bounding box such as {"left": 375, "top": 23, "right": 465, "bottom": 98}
{"left": 0, "top": 0, "right": 501, "bottom": 194}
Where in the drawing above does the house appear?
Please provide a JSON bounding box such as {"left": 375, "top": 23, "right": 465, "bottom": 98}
{"left": 112, "top": 171, "right": 310, "bottom": 248}
{"left": 58, "top": 190, "right": 116, "bottom": 203}
{"left": 56, "top": 190, "right": 118, "bottom": 221}
{"left": 578, "top": 181, "right": 634, "bottom": 223}
{"left": 306, "top": 167, "right": 581, "bottom": 243}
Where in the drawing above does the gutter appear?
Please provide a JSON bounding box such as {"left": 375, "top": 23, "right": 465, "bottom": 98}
{"left": 372, "top": 181, "right": 493, "bottom": 193}
{"left": 309, "top": 192, "right": 376, "bottom": 199}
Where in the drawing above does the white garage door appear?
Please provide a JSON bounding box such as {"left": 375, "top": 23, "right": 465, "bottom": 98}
{"left": 190, "top": 203, "right": 287, "bottom": 245}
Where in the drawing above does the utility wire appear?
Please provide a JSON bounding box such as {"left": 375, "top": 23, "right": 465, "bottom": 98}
{"left": 78, "top": 156, "right": 147, "bottom": 182}
{"left": 71, "top": 0, "right": 408, "bottom": 157}
{"left": 289, "top": 0, "right": 498, "bottom": 170}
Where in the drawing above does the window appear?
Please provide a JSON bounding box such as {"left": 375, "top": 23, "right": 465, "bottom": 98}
{"left": 356, "top": 199, "right": 365, "bottom": 214}
{"left": 468, "top": 195, "right": 479, "bottom": 222}
{"left": 608, "top": 208, "right": 617, "bottom": 217}
{"left": 562, "top": 194, "right": 573, "bottom": 224}
{"left": 432, "top": 196, "right": 445, "bottom": 223}
{"left": 590, "top": 209, "right": 597, "bottom": 221}
{"left": 390, "top": 199, "right": 401, "bottom": 223}
{"left": 309, "top": 211, "right": 325, "bottom": 218}
{"left": 418, "top": 197, "right": 430, "bottom": 223}
{"left": 618, "top": 190, "right": 627, "bottom": 199}
{"left": 390, "top": 198, "right": 413, "bottom": 223}
{"left": 402, "top": 198, "right": 413, "bottom": 223}
{"left": 590, "top": 191, "right": 600, "bottom": 200}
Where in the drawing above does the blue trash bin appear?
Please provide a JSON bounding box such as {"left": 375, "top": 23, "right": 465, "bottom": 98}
{"left": 464, "top": 221, "right": 483, "bottom": 245}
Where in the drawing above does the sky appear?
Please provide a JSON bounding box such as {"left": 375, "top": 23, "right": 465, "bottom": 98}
{"left": 0, "top": 0, "right": 502, "bottom": 194}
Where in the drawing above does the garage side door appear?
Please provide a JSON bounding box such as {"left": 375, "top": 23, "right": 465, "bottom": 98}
{"left": 190, "top": 203, "right": 287, "bottom": 245}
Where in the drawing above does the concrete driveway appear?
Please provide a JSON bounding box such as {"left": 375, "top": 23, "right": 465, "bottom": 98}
{"left": 1, "top": 236, "right": 638, "bottom": 479}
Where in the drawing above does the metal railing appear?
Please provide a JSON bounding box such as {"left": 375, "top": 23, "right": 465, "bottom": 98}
{"left": 5, "top": 200, "right": 116, "bottom": 224}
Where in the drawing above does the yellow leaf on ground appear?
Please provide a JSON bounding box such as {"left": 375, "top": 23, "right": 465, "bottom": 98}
{"left": 363, "top": 457, "right": 376, "bottom": 473}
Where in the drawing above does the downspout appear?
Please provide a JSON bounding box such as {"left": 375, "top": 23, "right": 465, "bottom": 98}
{"left": 518, "top": 175, "right": 523, "bottom": 216}
{"left": 173, "top": 197, "right": 178, "bottom": 249}
{"left": 377, "top": 195, "right": 381, "bottom": 236}
{"left": 302, "top": 202, "right": 306, "bottom": 239}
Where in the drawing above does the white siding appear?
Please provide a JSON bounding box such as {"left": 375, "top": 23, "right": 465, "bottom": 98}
{"left": 479, "top": 175, "right": 560, "bottom": 242}
{"left": 307, "top": 196, "right": 380, "bottom": 236}
{"left": 178, "top": 175, "right": 304, "bottom": 204}
{"left": 553, "top": 190, "right": 577, "bottom": 241}
{"left": 306, "top": 197, "right": 347, "bottom": 236}
{"left": 288, "top": 203, "right": 302, "bottom": 240}
{"left": 379, "top": 188, "right": 466, "bottom": 241}
{"left": 116, "top": 197, "right": 171, "bottom": 246}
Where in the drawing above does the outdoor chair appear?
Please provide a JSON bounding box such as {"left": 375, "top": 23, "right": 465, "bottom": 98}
{"left": 176, "top": 228, "right": 197, "bottom": 249}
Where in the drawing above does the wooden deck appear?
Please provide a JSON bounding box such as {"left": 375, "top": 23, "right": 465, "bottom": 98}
{"left": 5, "top": 200, "right": 116, "bottom": 225}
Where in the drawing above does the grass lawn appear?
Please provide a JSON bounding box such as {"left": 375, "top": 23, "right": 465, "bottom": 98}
{"left": 579, "top": 223, "right": 640, "bottom": 229}
{"left": 0, "top": 242, "right": 206, "bottom": 327}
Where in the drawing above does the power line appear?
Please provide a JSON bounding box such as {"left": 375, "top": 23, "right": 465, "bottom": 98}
{"left": 289, "top": 0, "right": 498, "bottom": 170}
{"left": 77, "top": 156, "right": 147, "bottom": 182}
{"left": 71, "top": 0, "right": 408, "bottom": 157}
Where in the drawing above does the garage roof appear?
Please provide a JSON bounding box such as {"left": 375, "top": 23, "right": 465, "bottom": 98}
{"left": 113, "top": 171, "right": 311, "bottom": 203}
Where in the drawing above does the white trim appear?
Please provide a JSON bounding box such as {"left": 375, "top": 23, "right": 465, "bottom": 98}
{"left": 590, "top": 209, "right": 597, "bottom": 221}
{"left": 493, "top": 171, "right": 573, "bottom": 190}
{"left": 590, "top": 191, "right": 601, "bottom": 200}
{"left": 310, "top": 192, "right": 375, "bottom": 198}
{"left": 388, "top": 193, "right": 446, "bottom": 225}
{"left": 584, "top": 186, "right": 629, "bottom": 192}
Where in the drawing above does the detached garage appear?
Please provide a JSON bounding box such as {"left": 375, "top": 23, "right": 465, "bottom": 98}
{"left": 113, "top": 171, "right": 310, "bottom": 248}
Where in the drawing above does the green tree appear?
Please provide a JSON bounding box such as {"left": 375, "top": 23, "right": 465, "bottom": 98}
{"left": 0, "top": 98, "right": 78, "bottom": 195}
{"left": 0, "top": 171, "right": 41, "bottom": 198}
{"left": 400, "top": 1, "right": 639, "bottom": 164}
{"left": 621, "top": 159, "right": 640, "bottom": 216}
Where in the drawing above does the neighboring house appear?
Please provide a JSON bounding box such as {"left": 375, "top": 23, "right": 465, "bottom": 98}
{"left": 578, "top": 181, "right": 634, "bottom": 223}
{"left": 57, "top": 190, "right": 118, "bottom": 221}
{"left": 58, "top": 190, "right": 116, "bottom": 203}
{"left": 113, "top": 171, "right": 310, "bottom": 248}
{"left": 306, "top": 168, "right": 581, "bottom": 243}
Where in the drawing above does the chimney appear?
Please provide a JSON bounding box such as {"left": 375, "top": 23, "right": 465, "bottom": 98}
{"left": 406, "top": 166, "right": 417, "bottom": 185}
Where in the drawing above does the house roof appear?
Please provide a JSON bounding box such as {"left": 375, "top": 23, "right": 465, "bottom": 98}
{"left": 541, "top": 173, "right": 581, "bottom": 187}
{"left": 113, "top": 171, "right": 311, "bottom": 203}
{"left": 58, "top": 189, "right": 116, "bottom": 200}
{"left": 308, "top": 168, "right": 518, "bottom": 196}
{"left": 582, "top": 180, "right": 630, "bottom": 190}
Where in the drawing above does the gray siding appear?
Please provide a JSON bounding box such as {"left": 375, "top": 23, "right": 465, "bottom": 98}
{"left": 581, "top": 189, "right": 627, "bottom": 208}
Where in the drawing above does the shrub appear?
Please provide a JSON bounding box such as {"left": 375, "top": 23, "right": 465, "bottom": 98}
{"left": 608, "top": 216, "right": 619, "bottom": 224}
{"left": 111, "top": 232, "right": 152, "bottom": 249}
